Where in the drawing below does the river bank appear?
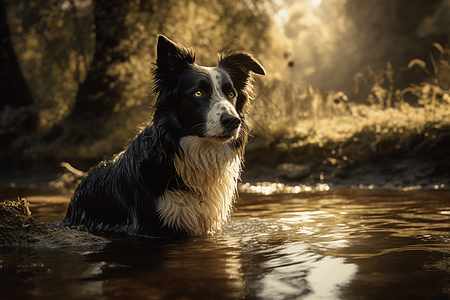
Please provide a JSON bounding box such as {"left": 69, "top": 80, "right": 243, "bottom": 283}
{"left": 242, "top": 127, "right": 450, "bottom": 191}
{"left": 1, "top": 142, "right": 449, "bottom": 193}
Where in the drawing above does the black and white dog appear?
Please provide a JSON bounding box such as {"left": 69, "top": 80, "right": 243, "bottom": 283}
{"left": 62, "top": 35, "right": 265, "bottom": 237}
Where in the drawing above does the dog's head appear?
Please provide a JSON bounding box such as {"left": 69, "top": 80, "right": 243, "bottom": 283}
{"left": 152, "top": 35, "right": 265, "bottom": 147}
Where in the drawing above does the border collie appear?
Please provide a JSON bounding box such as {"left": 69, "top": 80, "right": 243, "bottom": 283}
{"left": 62, "top": 35, "right": 265, "bottom": 237}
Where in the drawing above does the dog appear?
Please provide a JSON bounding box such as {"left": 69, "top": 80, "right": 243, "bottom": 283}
{"left": 61, "top": 35, "right": 265, "bottom": 237}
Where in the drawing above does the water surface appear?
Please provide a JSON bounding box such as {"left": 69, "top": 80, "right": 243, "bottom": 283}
{"left": 1, "top": 188, "right": 450, "bottom": 299}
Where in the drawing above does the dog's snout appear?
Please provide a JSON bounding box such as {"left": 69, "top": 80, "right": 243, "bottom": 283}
{"left": 220, "top": 113, "right": 241, "bottom": 130}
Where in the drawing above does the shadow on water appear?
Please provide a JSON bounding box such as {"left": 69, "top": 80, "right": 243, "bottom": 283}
{"left": 1, "top": 188, "right": 450, "bottom": 299}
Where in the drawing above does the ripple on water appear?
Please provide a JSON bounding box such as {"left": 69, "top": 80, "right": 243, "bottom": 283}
{"left": 1, "top": 188, "right": 450, "bottom": 299}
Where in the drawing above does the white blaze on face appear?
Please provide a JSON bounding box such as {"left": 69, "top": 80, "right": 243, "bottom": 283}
{"left": 204, "top": 68, "right": 240, "bottom": 138}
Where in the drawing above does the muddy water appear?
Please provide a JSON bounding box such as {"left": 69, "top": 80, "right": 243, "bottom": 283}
{"left": 1, "top": 188, "right": 450, "bottom": 300}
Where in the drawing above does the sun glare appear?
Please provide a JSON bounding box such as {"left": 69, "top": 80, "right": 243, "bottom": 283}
{"left": 273, "top": 0, "right": 323, "bottom": 33}
{"left": 274, "top": 7, "right": 290, "bottom": 31}
{"left": 310, "top": 0, "right": 322, "bottom": 8}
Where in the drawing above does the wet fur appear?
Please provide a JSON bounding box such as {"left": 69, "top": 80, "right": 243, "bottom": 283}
{"left": 62, "top": 35, "right": 265, "bottom": 237}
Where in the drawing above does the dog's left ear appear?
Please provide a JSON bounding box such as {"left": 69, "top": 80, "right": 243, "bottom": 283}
{"left": 219, "top": 51, "right": 266, "bottom": 77}
{"left": 219, "top": 52, "right": 265, "bottom": 114}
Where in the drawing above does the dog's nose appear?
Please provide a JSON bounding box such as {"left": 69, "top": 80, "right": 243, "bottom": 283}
{"left": 220, "top": 113, "right": 241, "bottom": 130}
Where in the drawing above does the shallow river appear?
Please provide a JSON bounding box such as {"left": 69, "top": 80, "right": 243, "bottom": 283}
{"left": 1, "top": 188, "right": 450, "bottom": 300}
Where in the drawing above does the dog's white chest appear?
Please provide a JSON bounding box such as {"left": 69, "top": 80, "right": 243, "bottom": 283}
{"left": 156, "top": 136, "right": 241, "bottom": 236}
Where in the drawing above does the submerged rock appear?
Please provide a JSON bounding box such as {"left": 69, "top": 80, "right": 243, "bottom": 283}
{"left": 277, "top": 163, "right": 311, "bottom": 180}
{"left": 0, "top": 198, "right": 109, "bottom": 247}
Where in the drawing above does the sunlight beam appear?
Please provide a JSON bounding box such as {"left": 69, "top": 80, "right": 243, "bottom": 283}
{"left": 310, "top": 0, "right": 322, "bottom": 8}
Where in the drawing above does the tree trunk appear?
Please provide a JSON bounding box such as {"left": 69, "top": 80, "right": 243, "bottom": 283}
{"left": 0, "top": 1, "right": 35, "bottom": 110}
{"left": 65, "top": 0, "right": 133, "bottom": 137}
{"left": 0, "top": 0, "right": 38, "bottom": 162}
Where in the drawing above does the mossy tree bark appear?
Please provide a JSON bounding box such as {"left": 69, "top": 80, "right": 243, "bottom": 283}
{"left": 0, "top": 0, "right": 38, "bottom": 164}
{"left": 54, "top": 0, "right": 134, "bottom": 144}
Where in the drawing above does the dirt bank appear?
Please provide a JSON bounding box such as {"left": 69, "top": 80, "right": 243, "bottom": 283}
{"left": 1, "top": 126, "right": 450, "bottom": 192}
{"left": 243, "top": 129, "right": 450, "bottom": 190}
{"left": 0, "top": 198, "right": 109, "bottom": 247}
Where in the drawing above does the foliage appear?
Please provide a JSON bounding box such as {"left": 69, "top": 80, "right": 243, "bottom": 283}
{"left": 247, "top": 42, "right": 450, "bottom": 168}
{"left": 5, "top": 0, "right": 450, "bottom": 167}
{"left": 403, "top": 43, "right": 450, "bottom": 125}
{"left": 6, "top": 0, "right": 94, "bottom": 130}
{"left": 5, "top": 0, "right": 290, "bottom": 163}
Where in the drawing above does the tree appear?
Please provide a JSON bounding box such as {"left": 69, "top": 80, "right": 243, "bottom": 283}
{"left": 0, "top": 0, "right": 38, "bottom": 163}
{"left": 38, "top": 0, "right": 277, "bottom": 164}
{"left": 70, "top": 0, "right": 133, "bottom": 120}
{"left": 53, "top": 0, "right": 135, "bottom": 143}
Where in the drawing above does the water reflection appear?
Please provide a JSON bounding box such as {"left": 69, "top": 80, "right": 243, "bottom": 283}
{"left": 239, "top": 181, "right": 331, "bottom": 194}
{"left": 89, "top": 236, "right": 247, "bottom": 300}
{"left": 247, "top": 243, "right": 357, "bottom": 300}
{"left": 304, "top": 257, "right": 357, "bottom": 300}
{"left": 232, "top": 189, "right": 450, "bottom": 299}
{"left": 1, "top": 188, "right": 450, "bottom": 299}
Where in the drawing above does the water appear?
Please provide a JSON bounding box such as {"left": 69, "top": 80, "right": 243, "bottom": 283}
{"left": 1, "top": 188, "right": 450, "bottom": 300}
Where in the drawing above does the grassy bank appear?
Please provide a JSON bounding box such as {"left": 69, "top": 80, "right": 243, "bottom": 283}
{"left": 247, "top": 97, "right": 450, "bottom": 166}
{"left": 246, "top": 44, "right": 450, "bottom": 172}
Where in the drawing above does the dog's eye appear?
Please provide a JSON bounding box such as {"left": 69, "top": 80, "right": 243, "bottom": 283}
{"left": 194, "top": 90, "right": 203, "bottom": 97}
{"left": 228, "top": 90, "right": 236, "bottom": 99}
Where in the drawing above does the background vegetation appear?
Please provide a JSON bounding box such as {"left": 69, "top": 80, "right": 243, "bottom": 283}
{"left": 1, "top": 0, "right": 450, "bottom": 176}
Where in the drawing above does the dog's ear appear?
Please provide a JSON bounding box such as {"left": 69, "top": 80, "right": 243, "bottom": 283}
{"left": 219, "top": 51, "right": 266, "bottom": 77}
{"left": 156, "top": 35, "right": 195, "bottom": 76}
{"left": 219, "top": 52, "right": 265, "bottom": 115}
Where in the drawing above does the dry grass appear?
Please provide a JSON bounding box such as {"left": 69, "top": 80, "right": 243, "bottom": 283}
{"left": 248, "top": 43, "right": 450, "bottom": 163}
